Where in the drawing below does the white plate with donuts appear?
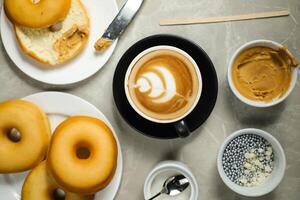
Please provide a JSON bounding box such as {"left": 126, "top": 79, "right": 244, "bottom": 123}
{"left": 0, "top": 92, "right": 123, "bottom": 200}
{"left": 0, "top": 0, "right": 118, "bottom": 85}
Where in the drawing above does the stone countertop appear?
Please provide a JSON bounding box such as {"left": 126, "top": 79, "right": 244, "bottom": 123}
{"left": 0, "top": 0, "right": 300, "bottom": 199}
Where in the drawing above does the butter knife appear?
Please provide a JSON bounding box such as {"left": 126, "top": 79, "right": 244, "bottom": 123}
{"left": 94, "top": 0, "right": 144, "bottom": 52}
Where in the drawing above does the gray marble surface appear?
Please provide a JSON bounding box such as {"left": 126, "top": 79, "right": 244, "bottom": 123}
{"left": 1, "top": 0, "right": 300, "bottom": 199}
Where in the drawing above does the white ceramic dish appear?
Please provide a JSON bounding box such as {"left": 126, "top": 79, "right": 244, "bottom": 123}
{"left": 124, "top": 45, "right": 203, "bottom": 124}
{"left": 0, "top": 92, "right": 123, "bottom": 200}
{"left": 227, "top": 40, "right": 298, "bottom": 107}
{"left": 0, "top": 0, "right": 118, "bottom": 85}
{"left": 217, "top": 128, "right": 286, "bottom": 197}
{"left": 144, "top": 161, "right": 199, "bottom": 200}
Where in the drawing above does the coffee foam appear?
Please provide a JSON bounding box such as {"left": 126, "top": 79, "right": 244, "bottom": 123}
{"left": 127, "top": 49, "right": 200, "bottom": 121}
{"left": 134, "top": 66, "right": 177, "bottom": 103}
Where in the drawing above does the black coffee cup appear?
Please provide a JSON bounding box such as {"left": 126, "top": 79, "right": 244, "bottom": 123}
{"left": 113, "top": 34, "right": 218, "bottom": 139}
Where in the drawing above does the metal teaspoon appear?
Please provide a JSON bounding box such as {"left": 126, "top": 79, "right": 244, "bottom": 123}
{"left": 148, "top": 174, "right": 190, "bottom": 200}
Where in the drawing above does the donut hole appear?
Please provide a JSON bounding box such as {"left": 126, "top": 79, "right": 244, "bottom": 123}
{"left": 6, "top": 128, "right": 21, "bottom": 143}
{"left": 52, "top": 188, "right": 65, "bottom": 200}
{"left": 76, "top": 146, "right": 91, "bottom": 160}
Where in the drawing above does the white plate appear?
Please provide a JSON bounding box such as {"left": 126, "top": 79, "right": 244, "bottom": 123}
{"left": 0, "top": 0, "right": 118, "bottom": 85}
{"left": 0, "top": 92, "right": 123, "bottom": 200}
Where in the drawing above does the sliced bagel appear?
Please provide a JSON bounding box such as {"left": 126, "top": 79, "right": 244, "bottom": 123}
{"left": 14, "top": 0, "right": 90, "bottom": 66}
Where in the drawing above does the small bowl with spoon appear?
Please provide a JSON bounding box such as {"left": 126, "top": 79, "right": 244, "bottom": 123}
{"left": 144, "top": 161, "right": 198, "bottom": 200}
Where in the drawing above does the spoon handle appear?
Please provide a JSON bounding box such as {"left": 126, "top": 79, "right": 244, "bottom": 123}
{"left": 147, "top": 192, "right": 161, "bottom": 200}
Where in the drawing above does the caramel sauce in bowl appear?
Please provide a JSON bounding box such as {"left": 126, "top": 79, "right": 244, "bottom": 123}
{"left": 228, "top": 40, "right": 298, "bottom": 107}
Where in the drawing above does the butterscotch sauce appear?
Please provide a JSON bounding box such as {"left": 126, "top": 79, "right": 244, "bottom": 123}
{"left": 127, "top": 49, "right": 200, "bottom": 121}
{"left": 232, "top": 47, "right": 298, "bottom": 102}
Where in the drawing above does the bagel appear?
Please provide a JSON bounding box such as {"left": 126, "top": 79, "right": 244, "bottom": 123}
{"left": 4, "top": 0, "right": 71, "bottom": 28}
{"left": 14, "top": 0, "right": 90, "bottom": 65}
{"left": 48, "top": 116, "right": 118, "bottom": 194}
{"left": 0, "top": 100, "right": 51, "bottom": 173}
{"left": 22, "top": 161, "right": 94, "bottom": 200}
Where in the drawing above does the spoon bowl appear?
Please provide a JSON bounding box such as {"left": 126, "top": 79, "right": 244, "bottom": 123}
{"left": 148, "top": 174, "right": 190, "bottom": 200}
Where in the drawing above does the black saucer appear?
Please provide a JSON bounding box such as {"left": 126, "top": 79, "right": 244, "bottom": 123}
{"left": 113, "top": 34, "right": 218, "bottom": 139}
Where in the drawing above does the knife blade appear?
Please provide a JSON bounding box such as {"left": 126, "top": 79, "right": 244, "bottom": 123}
{"left": 94, "top": 0, "right": 144, "bottom": 52}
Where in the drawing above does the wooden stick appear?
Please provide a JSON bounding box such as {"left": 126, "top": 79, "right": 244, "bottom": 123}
{"left": 160, "top": 10, "right": 290, "bottom": 26}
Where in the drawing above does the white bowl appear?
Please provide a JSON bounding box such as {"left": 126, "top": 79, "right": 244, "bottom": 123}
{"left": 227, "top": 40, "right": 298, "bottom": 107}
{"left": 217, "top": 128, "right": 286, "bottom": 197}
{"left": 144, "top": 161, "right": 199, "bottom": 200}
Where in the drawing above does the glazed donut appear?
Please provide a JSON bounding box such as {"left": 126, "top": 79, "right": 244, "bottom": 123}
{"left": 22, "top": 161, "right": 94, "bottom": 200}
{"left": 4, "top": 0, "right": 71, "bottom": 28}
{"left": 0, "top": 100, "right": 51, "bottom": 173}
{"left": 48, "top": 116, "right": 118, "bottom": 194}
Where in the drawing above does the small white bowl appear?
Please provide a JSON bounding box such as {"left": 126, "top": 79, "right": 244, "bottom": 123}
{"left": 144, "top": 161, "right": 199, "bottom": 200}
{"left": 228, "top": 40, "right": 298, "bottom": 107}
{"left": 217, "top": 128, "right": 286, "bottom": 197}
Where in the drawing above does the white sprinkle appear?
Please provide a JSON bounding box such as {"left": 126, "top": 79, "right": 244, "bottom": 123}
{"left": 245, "top": 152, "right": 251, "bottom": 159}
{"left": 258, "top": 148, "right": 264, "bottom": 153}
{"left": 240, "top": 177, "right": 247, "bottom": 184}
{"left": 244, "top": 162, "right": 252, "bottom": 169}
{"left": 257, "top": 175, "right": 265, "bottom": 184}
{"left": 265, "top": 166, "right": 272, "bottom": 173}
{"left": 254, "top": 160, "right": 261, "bottom": 166}
{"left": 267, "top": 147, "right": 273, "bottom": 153}
{"left": 265, "top": 150, "right": 272, "bottom": 156}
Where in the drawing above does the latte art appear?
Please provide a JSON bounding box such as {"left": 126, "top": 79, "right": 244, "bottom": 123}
{"left": 127, "top": 48, "right": 201, "bottom": 121}
{"left": 134, "top": 66, "right": 178, "bottom": 103}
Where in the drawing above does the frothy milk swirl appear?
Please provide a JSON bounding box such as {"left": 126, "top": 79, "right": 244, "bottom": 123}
{"left": 135, "top": 66, "right": 177, "bottom": 103}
